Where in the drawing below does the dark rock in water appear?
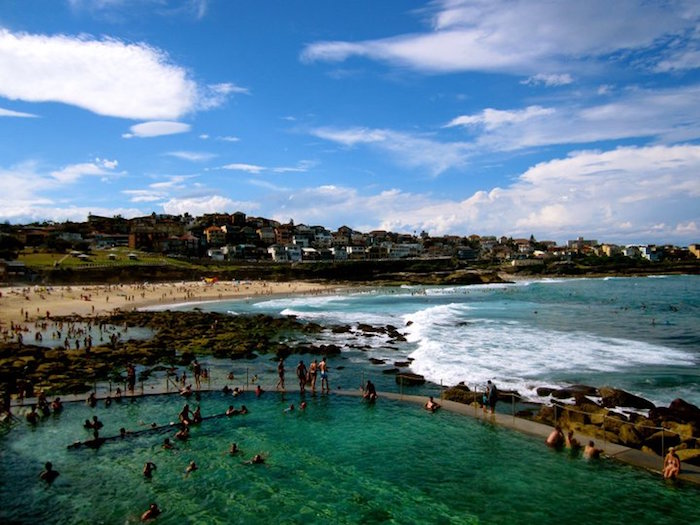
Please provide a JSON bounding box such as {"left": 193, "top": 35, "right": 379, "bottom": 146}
{"left": 369, "top": 358, "right": 386, "bottom": 365}
{"left": 497, "top": 390, "right": 521, "bottom": 402}
{"left": 551, "top": 384, "right": 599, "bottom": 399}
{"left": 357, "top": 323, "right": 385, "bottom": 334}
{"left": 649, "top": 398, "right": 700, "bottom": 427}
{"left": 405, "top": 320, "right": 413, "bottom": 326}
{"left": 396, "top": 373, "right": 425, "bottom": 386}
{"left": 393, "top": 361, "right": 410, "bottom": 368}
{"left": 599, "top": 387, "right": 655, "bottom": 410}
{"left": 536, "top": 387, "right": 556, "bottom": 397}
{"left": 386, "top": 324, "right": 398, "bottom": 332}
{"left": 382, "top": 368, "right": 399, "bottom": 375}
{"left": 331, "top": 325, "right": 352, "bottom": 334}
{"left": 551, "top": 389, "right": 575, "bottom": 399}
{"left": 335, "top": 366, "right": 345, "bottom": 370}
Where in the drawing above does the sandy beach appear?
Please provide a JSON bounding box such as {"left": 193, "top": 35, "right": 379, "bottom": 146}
{"left": 0, "top": 280, "right": 338, "bottom": 331}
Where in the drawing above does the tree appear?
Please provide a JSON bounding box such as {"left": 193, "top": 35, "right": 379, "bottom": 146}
{"left": 0, "top": 233, "right": 24, "bottom": 260}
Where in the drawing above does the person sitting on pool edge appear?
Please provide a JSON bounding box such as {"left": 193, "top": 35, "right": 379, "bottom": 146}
{"left": 663, "top": 447, "right": 681, "bottom": 480}
{"left": 363, "top": 380, "right": 377, "bottom": 402}
{"left": 424, "top": 396, "right": 441, "bottom": 412}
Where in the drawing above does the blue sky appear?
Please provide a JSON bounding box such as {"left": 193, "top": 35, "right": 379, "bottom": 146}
{"left": 0, "top": 0, "right": 699, "bottom": 245}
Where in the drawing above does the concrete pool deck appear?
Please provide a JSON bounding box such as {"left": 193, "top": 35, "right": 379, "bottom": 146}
{"left": 8, "top": 385, "right": 700, "bottom": 486}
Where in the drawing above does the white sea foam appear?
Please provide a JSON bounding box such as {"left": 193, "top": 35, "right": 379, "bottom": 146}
{"left": 403, "top": 302, "right": 695, "bottom": 400}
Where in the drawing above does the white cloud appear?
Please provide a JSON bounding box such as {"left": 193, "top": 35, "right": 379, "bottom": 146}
{"left": 161, "top": 195, "right": 258, "bottom": 216}
{"left": 0, "top": 106, "right": 38, "bottom": 118}
{"left": 123, "top": 121, "right": 191, "bottom": 138}
{"left": 122, "top": 189, "right": 165, "bottom": 203}
{"left": 311, "top": 127, "right": 471, "bottom": 175}
{"left": 0, "top": 28, "right": 235, "bottom": 120}
{"left": 446, "top": 105, "right": 555, "bottom": 130}
{"left": 0, "top": 160, "right": 138, "bottom": 223}
{"left": 220, "top": 160, "right": 316, "bottom": 174}
{"left": 447, "top": 85, "right": 700, "bottom": 151}
{"left": 268, "top": 144, "right": 700, "bottom": 244}
{"left": 221, "top": 163, "right": 265, "bottom": 174}
{"left": 148, "top": 175, "right": 192, "bottom": 190}
{"left": 217, "top": 135, "right": 240, "bottom": 142}
{"left": 165, "top": 151, "right": 216, "bottom": 162}
{"left": 301, "top": 1, "right": 698, "bottom": 75}
{"left": 50, "top": 158, "right": 120, "bottom": 183}
{"left": 521, "top": 73, "right": 573, "bottom": 87}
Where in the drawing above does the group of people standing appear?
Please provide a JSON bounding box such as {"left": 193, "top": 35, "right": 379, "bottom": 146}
{"left": 276, "top": 357, "right": 330, "bottom": 394}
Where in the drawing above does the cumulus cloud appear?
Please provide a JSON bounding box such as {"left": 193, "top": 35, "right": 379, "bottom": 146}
{"left": 50, "top": 158, "right": 120, "bottom": 183}
{"left": 161, "top": 195, "right": 258, "bottom": 216}
{"left": 0, "top": 159, "right": 134, "bottom": 223}
{"left": 268, "top": 145, "right": 700, "bottom": 244}
{"left": 123, "top": 121, "right": 191, "bottom": 138}
{"left": 311, "top": 127, "right": 471, "bottom": 175}
{"left": 0, "top": 28, "right": 234, "bottom": 120}
{"left": 301, "top": 0, "right": 698, "bottom": 75}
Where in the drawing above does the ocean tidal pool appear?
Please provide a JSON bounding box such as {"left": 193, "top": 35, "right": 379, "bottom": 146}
{"left": 1, "top": 392, "right": 698, "bottom": 524}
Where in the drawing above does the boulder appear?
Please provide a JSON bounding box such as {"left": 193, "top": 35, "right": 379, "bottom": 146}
{"left": 396, "top": 373, "right": 425, "bottom": 386}
{"left": 650, "top": 398, "right": 700, "bottom": 427}
{"left": 551, "top": 385, "right": 598, "bottom": 399}
{"left": 393, "top": 361, "right": 410, "bottom": 368}
{"left": 676, "top": 448, "right": 700, "bottom": 466}
{"left": 598, "top": 387, "right": 655, "bottom": 410}
{"left": 369, "top": 358, "right": 386, "bottom": 365}
{"left": 442, "top": 387, "right": 481, "bottom": 405}
{"left": 644, "top": 430, "right": 681, "bottom": 455}
{"left": 618, "top": 423, "right": 644, "bottom": 447}
{"left": 536, "top": 387, "right": 556, "bottom": 397}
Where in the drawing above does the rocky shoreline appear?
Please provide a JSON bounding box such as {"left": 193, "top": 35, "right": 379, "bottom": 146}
{"left": 442, "top": 383, "right": 700, "bottom": 465}
{"left": 2, "top": 308, "right": 698, "bottom": 466}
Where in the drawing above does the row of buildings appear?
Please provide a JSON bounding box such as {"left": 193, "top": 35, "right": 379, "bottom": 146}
{"left": 3, "top": 212, "right": 699, "bottom": 264}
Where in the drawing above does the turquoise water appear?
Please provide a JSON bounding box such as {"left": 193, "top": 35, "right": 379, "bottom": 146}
{"left": 1, "top": 392, "right": 698, "bottom": 524}
{"left": 180, "top": 275, "right": 700, "bottom": 406}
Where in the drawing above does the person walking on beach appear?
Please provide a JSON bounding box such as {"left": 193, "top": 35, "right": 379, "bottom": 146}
{"left": 296, "top": 360, "right": 307, "bottom": 393}
{"left": 276, "top": 358, "right": 286, "bottom": 391}
{"left": 319, "top": 357, "right": 330, "bottom": 394}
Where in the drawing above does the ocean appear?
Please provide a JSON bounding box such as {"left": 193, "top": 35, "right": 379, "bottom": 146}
{"left": 181, "top": 275, "right": 700, "bottom": 407}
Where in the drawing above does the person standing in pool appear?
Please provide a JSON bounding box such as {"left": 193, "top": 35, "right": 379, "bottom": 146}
{"left": 319, "top": 357, "right": 330, "bottom": 394}
{"left": 141, "top": 503, "right": 160, "bottom": 521}
{"left": 296, "top": 360, "right": 308, "bottom": 393}
{"left": 193, "top": 359, "right": 202, "bottom": 390}
{"left": 143, "top": 461, "right": 157, "bottom": 479}
{"left": 276, "top": 358, "right": 285, "bottom": 392}
{"left": 39, "top": 461, "right": 59, "bottom": 483}
{"left": 308, "top": 359, "right": 318, "bottom": 393}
